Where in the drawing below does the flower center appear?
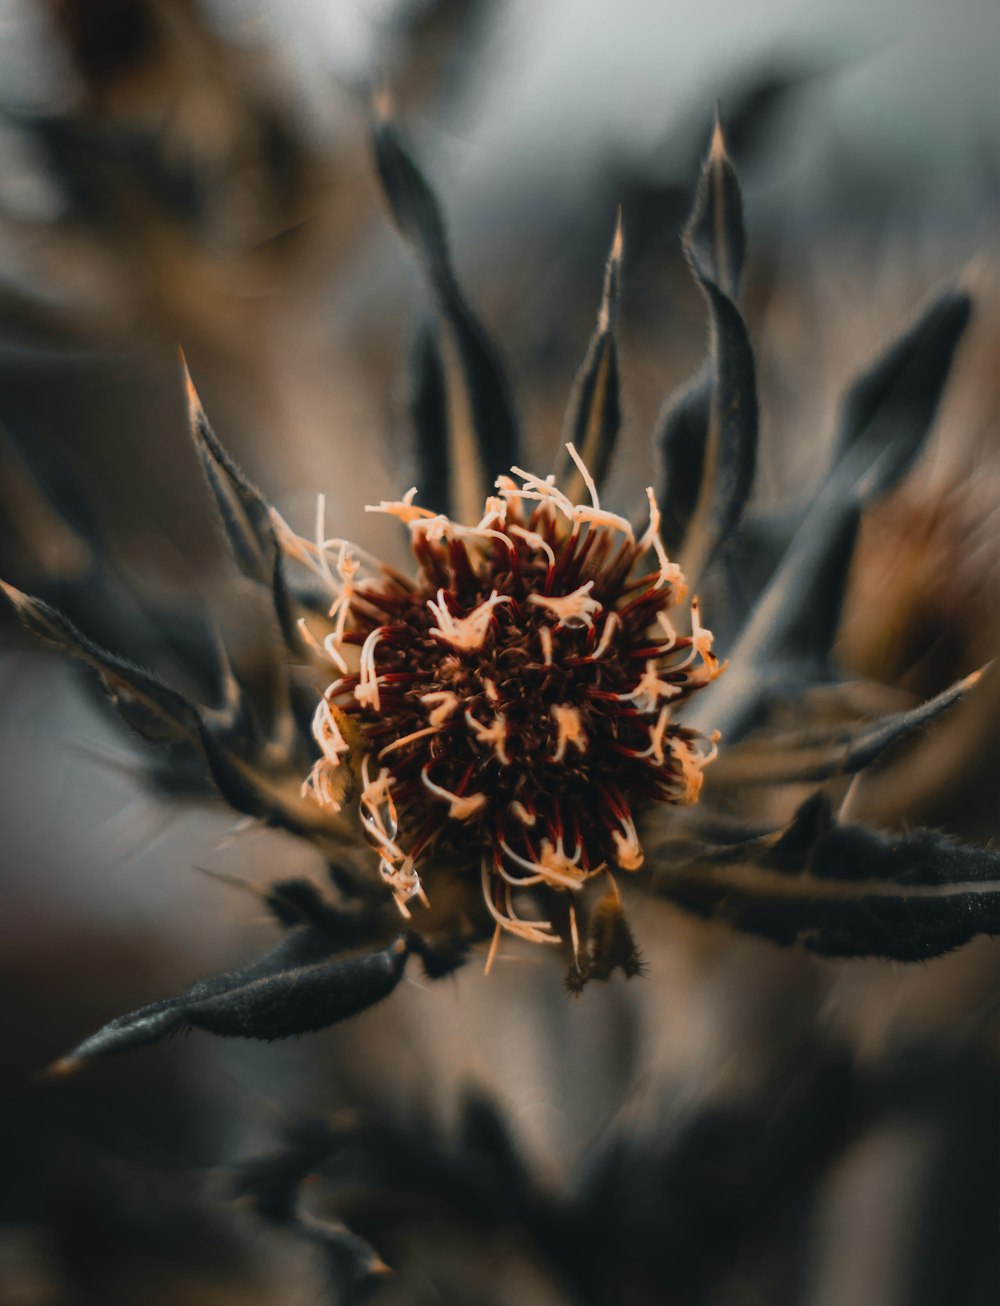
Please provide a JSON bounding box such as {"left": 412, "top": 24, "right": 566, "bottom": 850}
{"left": 295, "top": 450, "right": 724, "bottom": 945}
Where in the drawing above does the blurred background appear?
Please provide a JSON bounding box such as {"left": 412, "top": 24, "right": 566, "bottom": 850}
{"left": 0, "top": 2, "right": 997, "bottom": 1303}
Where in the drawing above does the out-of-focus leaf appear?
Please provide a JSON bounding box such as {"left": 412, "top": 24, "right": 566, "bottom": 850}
{"left": 835, "top": 290, "right": 973, "bottom": 501}
{"left": 556, "top": 213, "right": 623, "bottom": 501}
{"left": 654, "top": 369, "right": 709, "bottom": 557}
{"left": 684, "top": 118, "right": 746, "bottom": 301}
{"left": 181, "top": 353, "right": 299, "bottom": 650}
{"left": 688, "top": 287, "right": 973, "bottom": 740}
{"left": 373, "top": 113, "right": 519, "bottom": 521}
{"left": 0, "top": 579, "right": 344, "bottom": 842}
{"left": 567, "top": 886, "right": 644, "bottom": 994}
{"left": 297, "top": 1211, "right": 389, "bottom": 1305}
{"left": 778, "top": 504, "right": 860, "bottom": 671}
{"left": 653, "top": 792, "right": 1000, "bottom": 960}
{"left": 655, "top": 118, "right": 758, "bottom": 586}
{"left": 709, "top": 664, "right": 986, "bottom": 788}
{"left": 1, "top": 578, "right": 204, "bottom": 745}
{"left": 409, "top": 319, "right": 450, "bottom": 514}
{"left": 52, "top": 931, "right": 412, "bottom": 1070}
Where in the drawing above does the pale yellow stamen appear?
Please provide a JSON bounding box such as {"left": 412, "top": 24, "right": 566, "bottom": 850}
{"left": 528, "top": 580, "right": 601, "bottom": 628}
{"left": 428, "top": 589, "right": 511, "bottom": 650}
{"left": 656, "top": 610, "right": 678, "bottom": 650}
{"left": 297, "top": 616, "right": 349, "bottom": 673}
{"left": 420, "top": 768, "right": 487, "bottom": 821}
{"left": 508, "top": 523, "right": 556, "bottom": 569}
{"left": 354, "top": 627, "right": 383, "bottom": 710}
{"left": 617, "top": 660, "right": 682, "bottom": 714}
{"left": 639, "top": 487, "right": 687, "bottom": 593}
{"left": 421, "top": 690, "right": 461, "bottom": 729}
{"left": 312, "top": 698, "right": 350, "bottom": 766}
{"left": 477, "top": 496, "right": 507, "bottom": 529}
{"left": 379, "top": 854, "right": 425, "bottom": 916}
{"left": 550, "top": 703, "right": 588, "bottom": 762}
{"left": 611, "top": 814, "right": 644, "bottom": 871}
{"left": 465, "top": 708, "right": 510, "bottom": 765}
{"left": 365, "top": 487, "right": 437, "bottom": 524}
{"left": 539, "top": 625, "right": 553, "bottom": 666}
{"left": 572, "top": 504, "right": 635, "bottom": 538}
{"left": 508, "top": 800, "right": 536, "bottom": 827}
{"left": 668, "top": 730, "right": 721, "bottom": 804}
{"left": 670, "top": 598, "right": 715, "bottom": 672}
{"left": 378, "top": 725, "right": 438, "bottom": 759}
{"left": 566, "top": 441, "right": 601, "bottom": 509}
{"left": 359, "top": 759, "right": 404, "bottom": 862}
{"left": 326, "top": 543, "right": 361, "bottom": 646}
{"left": 301, "top": 758, "right": 343, "bottom": 811}
{"left": 499, "top": 837, "right": 592, "bottom": 892}
{"left": 592, "top": 611, "right": 619, "bottom": 660}
{"left": 632, "top": 704, "right": 672, "bottom": 765}
{"left": 484, "top": 922, "right": 503, "bottom": 974}
{"left": 481, "top": 858, "right": 560, "bottom": 944}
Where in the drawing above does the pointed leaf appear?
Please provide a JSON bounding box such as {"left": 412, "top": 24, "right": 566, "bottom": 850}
{"left": 1, "top": 580, "right": 343, "bottom": 842}
{"left": 685, "top": 115, "right": 746, "bottom": 301}
{"left": 656, "top": 118, "right": 758, "bottom": 586}
{"left": 1, "top": 579, "right": 204, "bottom": 746}
{"left": 654, "top": 368, "right": 709, "bottom": 556}
{"left": 835, "top": 289, "right": 973, "bottom": 502}
{"left": 53, "top": 930, "right": 411, "bottom": 1069}
{"left": 409, "top": 320, "right": 450, "bottom": 514}
{"left": 556, "top": 213, "right": 623, "bottom": 501}
{"left": 373, "top": 114, "right": 519, "bottom": 518}
{"left": 688, "top": 287, "right": 973, "bottom": 740}
{"left": 297, "top": 1213, "right": 390, "bottom": 1304}
{"left": 653, "top": 793, "right": 1000, "bottom": 960}
{"left": 181, "top": 355, "right": 299, "bottom": 650}
{"left": 709, "top": 665, "right": 987, "bottom": 788}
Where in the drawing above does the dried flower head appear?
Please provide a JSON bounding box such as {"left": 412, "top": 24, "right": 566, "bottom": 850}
{"left": 284, "top": 446, "right": 723, "bottom": 958}
{"left": 4, "top": 106, "right": 996, "bottom": 1073}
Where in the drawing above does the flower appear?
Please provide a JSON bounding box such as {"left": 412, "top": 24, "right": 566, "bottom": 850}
{"left": 3, "top": 108, "right": 994, "bottom": 1074}
{"left": 280, "top": 445, "right": 723, "bottom": 966}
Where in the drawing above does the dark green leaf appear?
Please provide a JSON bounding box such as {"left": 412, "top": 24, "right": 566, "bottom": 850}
{"left": 684, "top": 115, "right": 746, "bottom": 301}
{"left": 1, "top": 579, "right": 203, "bottom": 746}
{"left": 181, "top": 353, "right": 299, "bottom": 650}
{"left": 653, "top": 793, "right": 1000, "bottom": 960}
{"left": 655, "top": 117, "right": 758, "bottom": 585}
{"left": 373, "top": 115, "right": 519, "bottom": 518}
{"left": 710, "top": 665, "right": 986, "bottom": 788}
{"left": 0, "top": 580, "right": 341, "bottom": 842}
{"left": 52, "top": 930, "right": 412, "bottom": 1069}
{"left": 835, "top": 289, "right": 973, "bottom": 503}
{"left": 556, "top": 213, "right": 623, "bottom": 501}
{"left": 689, "top": 288, "right": 973, "bottom": 740}
{"left": 409, "top": 320, "right": 450, "bottom": 514}
{"left": 654, "top": 369, "right": 709, "bottom": 557}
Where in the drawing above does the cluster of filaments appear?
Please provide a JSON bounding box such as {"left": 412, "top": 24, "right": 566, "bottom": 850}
{"left": 283, "top": 447, "right": 723, "bottom": 954}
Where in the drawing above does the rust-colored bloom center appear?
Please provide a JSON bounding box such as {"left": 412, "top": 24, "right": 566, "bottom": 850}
{"left": 295, "top": 451, "right": 723, "bottom": 945}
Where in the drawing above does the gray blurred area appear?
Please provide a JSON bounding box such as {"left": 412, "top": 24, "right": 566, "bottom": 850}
{"left": 0, "top": 3, "right": 997, "bottom": 1304}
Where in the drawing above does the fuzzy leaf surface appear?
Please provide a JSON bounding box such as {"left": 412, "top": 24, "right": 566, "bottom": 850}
{"left": 657, "top": 120, "right": 758, "bottom": 585}
{"left": 556, "top": 215, "right": 623, "bottom": 500}
{"left": 653, "top": 793, "right": 1000, "bottom": 960}
{"left": 709, "top": 665, "right": 985, "bottom": 788}
{"left": 687, "top": 288, "right": 973, "bottom": 740}
{"left": 0, "top": 581, "right": 342, "bottom": 841}
{"left": 54, "top": 930, "right": 412, "bottom": 1068}
{"left": 374, "top": 118, "right": 519, "bottom": 516}
{"left": 181, "top": 357, "right": 298, "bottom": 649}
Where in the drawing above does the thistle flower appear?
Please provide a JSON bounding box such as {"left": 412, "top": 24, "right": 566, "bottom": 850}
{"left": 287, "top": 437, "right": 722, "bottom": 966}
{"left": 3, "top": 109, "right": 998, "bottom": 1070}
